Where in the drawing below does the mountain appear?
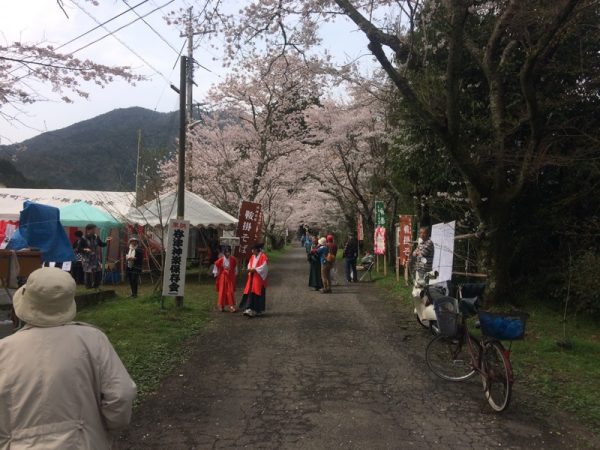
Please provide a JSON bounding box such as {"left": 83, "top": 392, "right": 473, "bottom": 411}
{"left": 0, "top": 159, "right": 39, "bottom": 188}
{"left": 0, "top": 107, "right": 179, "bottom": 190}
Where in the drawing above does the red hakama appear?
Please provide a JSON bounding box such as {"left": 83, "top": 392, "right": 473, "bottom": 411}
{"left": 214, "top": 256, "right": 238, "bottom": 309}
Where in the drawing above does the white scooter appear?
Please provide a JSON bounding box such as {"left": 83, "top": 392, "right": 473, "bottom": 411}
{"left": 412, "top": 270, "right": 445, "bottom": 335}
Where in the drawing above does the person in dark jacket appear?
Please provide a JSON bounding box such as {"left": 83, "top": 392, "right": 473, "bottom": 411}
{"left": 71, "top": 230, "right": 85, "bottom": 284}
{"left": 78, "top": 223, "right": 111, "bottom": 289}
{"left": 126, "top": 236, "right": 144, "bottom": 298}
{"left": 307, "top": 236, "right": 323, "bottom": 291}
{"left": 343, "top": 232, "right": 359, "bottom": 282}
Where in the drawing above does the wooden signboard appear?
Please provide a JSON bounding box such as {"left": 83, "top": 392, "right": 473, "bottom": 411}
{"left": 236, "top": 201, "right": 263, "bottom": 258}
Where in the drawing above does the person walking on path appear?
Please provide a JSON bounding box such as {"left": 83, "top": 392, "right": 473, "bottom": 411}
{"left": 307, "top": 236, "right": 323, "bottom": 291}
{"left": 343, "top": 232, "right": 359, "bottom": 282}
{"left": 0, "top": 267, "right": 136, "bottom": 449}
{"left": 240, "top": 243, "right": 268, "bottom": 317}
{"left": 326, "top": 234, "right": 339, "bottom": 286}
{"left": 126, "top": 236, "right": 144, "bottom": 298}
{"left": 316, "top": 237, "right": 332, "bottom": 293}
{"left": 213, "top": 245, "right": 238, "bottom": 312}
{"left": 78, "top": 223, "right": 111, "bottom": 289}
{"left": 304, "top": 233, "right": 313, "bottom": 254}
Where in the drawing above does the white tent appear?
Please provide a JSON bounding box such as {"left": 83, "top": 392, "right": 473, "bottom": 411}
{"left": 0, "top": 188, "right": 134, "bottom": 221}
{"left": 127, "top": 190, "right": 238, "bottom": 229}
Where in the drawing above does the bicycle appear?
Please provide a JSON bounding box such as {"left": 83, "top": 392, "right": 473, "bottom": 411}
{"left": 425, "top": 291, "right": 528, "bottom": 412}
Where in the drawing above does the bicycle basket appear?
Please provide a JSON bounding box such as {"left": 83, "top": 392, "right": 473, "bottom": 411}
{"left": 433, "top": 297, "right": 460, "bottom": 337}
{"left": 478, "top": 311, "right": 529, "bottom": 340}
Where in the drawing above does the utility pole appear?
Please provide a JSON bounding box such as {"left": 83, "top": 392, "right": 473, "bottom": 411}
{"left": 177, "top": 57, "right": 187, "bottom": 221}
{"left": 176, "top": 55, "right": 187, "bottom": 308}
{"left": 186, "top": 6, "right": 194, "bottom": 120}
{"left": 182, "top": 7, "right": 201, "bottom": 191}
{"left": 135, "top": 129, "right": 143, "bottom": 207}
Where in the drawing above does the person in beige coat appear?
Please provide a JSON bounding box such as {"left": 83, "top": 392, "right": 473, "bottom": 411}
{"left": 0, "top": 267, "right": 137, "bottom": 449}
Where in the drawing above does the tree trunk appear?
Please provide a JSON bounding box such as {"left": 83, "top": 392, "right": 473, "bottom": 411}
{"left": 478, "top": 201, "right": 513, "bottom": 306}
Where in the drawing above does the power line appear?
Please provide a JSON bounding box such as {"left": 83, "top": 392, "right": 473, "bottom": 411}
{"left": 5, "top": 0, "right": 150, "bottom": 79}
{"left": 0, "top": 56, "right": 104, "bottom": 71}
{"left": 121, "top": 0, "right": 181, "bottom": 56}
{"left": 154, "top": 39, "right": 186, "bottom": 110}
{"left": 57, "top": 0, "right": 151, "bottom": 51}
{"left": 69, "top": 0, "right": 174, "bottom": 56}
{"left": 70, "top": 0, "right": 174, "bottom": 83}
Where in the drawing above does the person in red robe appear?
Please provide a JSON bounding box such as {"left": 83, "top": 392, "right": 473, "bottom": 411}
{"left": 213, "top": 246, "right": 238, "bottom": 312}
{"left": 240, "top": 243, "right": 268, "bottom": 318}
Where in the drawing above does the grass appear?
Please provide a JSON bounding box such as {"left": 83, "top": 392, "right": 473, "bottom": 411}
{"left": 510, "top": 303, "right": 600, "bottom": 428}
{"left": 371, "top": 268, "right": 600, "bottom": 431}
{"left": 74, "top": 246, "right": 290, "bottom": 402}
{"left": 75, "top": 276, "right": 214, "bottom": 402}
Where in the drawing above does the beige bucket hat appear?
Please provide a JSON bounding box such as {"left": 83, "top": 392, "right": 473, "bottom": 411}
{"left": 13, "top": 267, "right": 77, "bottom": 327}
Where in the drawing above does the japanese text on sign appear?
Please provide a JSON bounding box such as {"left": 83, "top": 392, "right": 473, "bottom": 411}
{"left": 398, "top": 215, "right": 413, "bottom": 267}
{"left": 375, "top": 201, "right": 385, "bottom": 227}
{"left": 374, "top": 226, "right": 386, "bottom": 255}
{"left": 357, "top": 213, "right": 364, "bottom": 241}
{"left": 236, "top": 201, "right": 263, "bottom": 258}
{"left": 162, "top": 219, "right": 190, "bottom": 297}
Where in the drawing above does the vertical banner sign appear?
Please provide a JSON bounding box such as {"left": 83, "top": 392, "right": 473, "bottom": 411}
{"left": 375, "top": 201, "right": 386, "bottom": 227}
{"left": 374, "top": 226, "right": 386, "bottom": 255}
{"left": 162, "top": 219, "right": 190, "bottom": 297}
{"left": 374, "top": 201, "right": 386, "bottom": 257}
{"left": 357, "top": 213, "right": 364, "bottom": 241}
{"left": 398, "top": 215, "right": 413, "bottom": 267}
{"left": 236, "top": 201, "right": 263, "bottom": 258}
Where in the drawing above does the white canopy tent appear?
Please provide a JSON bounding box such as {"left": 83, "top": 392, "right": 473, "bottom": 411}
{"left": 0, "top": 188, "right": 133, "bottom": 221}
{"left": 127, "top": 190, "right": 238, "bottom": 229}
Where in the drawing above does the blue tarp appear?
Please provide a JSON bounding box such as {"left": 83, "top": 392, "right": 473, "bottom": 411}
{"left": 6, "top": 201, "right": 74, "bottom": 263}
{"left": 5, "top": 229, "right": 27, "bottom": 250}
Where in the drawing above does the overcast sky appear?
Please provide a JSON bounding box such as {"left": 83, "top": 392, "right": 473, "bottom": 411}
{"left": 0, "top": 0, "right": 376, "bottom": 144}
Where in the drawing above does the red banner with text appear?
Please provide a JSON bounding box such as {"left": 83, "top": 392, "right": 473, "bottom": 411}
{"left": 398, "top": 215, "right": 413, "bottom": 267}
{"left": 236, "top": 201, "right": 263, "bottom": 258}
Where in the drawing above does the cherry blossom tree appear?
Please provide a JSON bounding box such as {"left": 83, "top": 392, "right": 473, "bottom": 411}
{"left": 162, "top": 54, "right": 329, "bottom": 241}
{"left": 0, "top": 2, "right": 144, "bottom": 130}
{"left": 167, "top": 0, "right": 599, "bottom": 303}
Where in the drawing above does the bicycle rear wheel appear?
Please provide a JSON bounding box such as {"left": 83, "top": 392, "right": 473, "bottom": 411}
{"left": 426, "top": 333, "right": 476, "bottom": 381}
{"left": 482, "top": 341, "right": 513, "bottom": 412}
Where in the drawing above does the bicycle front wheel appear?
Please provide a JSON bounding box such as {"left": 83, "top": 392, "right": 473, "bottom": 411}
{"left": 482, "top": 341, "right": 513, "bottom": 412}
{"left": 426, "top": 334, "right": 476, "bottom": 382}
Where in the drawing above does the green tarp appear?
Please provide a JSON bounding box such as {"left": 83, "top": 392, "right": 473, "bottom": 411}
{"left": 59, "top": 201, "right": 121, "bottom": 232}
{"left": 59, "top": 202, "right": 122, "bottom": 276}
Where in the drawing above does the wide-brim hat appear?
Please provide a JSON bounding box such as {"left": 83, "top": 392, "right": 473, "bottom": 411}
{"left": 13, "top": 267, "right": 77, "bottom": 327}
{"left": 318, "top": 237, "right": 327, "bottom": 245}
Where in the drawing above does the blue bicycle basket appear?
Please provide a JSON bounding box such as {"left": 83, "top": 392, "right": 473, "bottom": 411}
{"left": 478, "top": 311, "right": 529, "bottom": 340}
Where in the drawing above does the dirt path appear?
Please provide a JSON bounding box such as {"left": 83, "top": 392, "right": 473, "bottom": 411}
{"left": 115, "top": 247, "right": 595, "bottom": 449}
